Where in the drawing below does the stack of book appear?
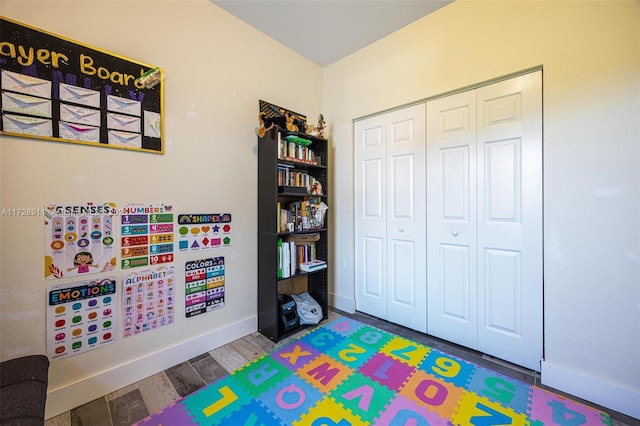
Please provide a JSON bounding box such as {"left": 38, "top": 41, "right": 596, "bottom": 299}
{"left": 277, "top": 235, "right": 324, "bottom": 278}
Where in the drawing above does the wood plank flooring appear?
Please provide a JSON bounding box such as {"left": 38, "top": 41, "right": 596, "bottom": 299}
{"left": 45, "top": 309, "right": 635, "bottom": 426}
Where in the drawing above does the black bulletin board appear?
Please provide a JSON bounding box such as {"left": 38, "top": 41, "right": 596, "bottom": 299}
{"left": 0, "top": 17, "right": 164, "bottom": 154}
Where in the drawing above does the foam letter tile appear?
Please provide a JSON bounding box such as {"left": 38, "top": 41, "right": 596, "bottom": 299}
{"left": 257, "top": 374, "right": 324, "bottom": 425}
{"left": 295, "top": 397, "right": 363, "bottom": 426}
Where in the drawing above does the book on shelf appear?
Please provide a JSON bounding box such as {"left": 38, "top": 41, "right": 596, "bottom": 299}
{"left": 299, "top": 259, "right": 327, "bottom": 272}
{"left": 277, "top": 237, "right": 320, "bottom": 278}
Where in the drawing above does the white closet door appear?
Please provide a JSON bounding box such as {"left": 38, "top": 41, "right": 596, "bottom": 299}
{"left": 476, "top": 72, "right": 543, "bottom": 370}
{"left": 386, "top": 104, "right": 427, "bottom": 333}
{"left": 427, "top": 72, "right": 543, "bottom": 371}
{"left": 355, "top": 114, "right": 388, "bottom": 320}
{"left": 427, "top": 90, "right": 478, "bottom": 348}
{"left": 355, "top": 104, "right": 427, "bottom": 333}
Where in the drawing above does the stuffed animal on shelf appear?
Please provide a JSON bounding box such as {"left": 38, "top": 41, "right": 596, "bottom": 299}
{"left": 257, "top": 112, "right": 274, "bottom": 138}
{"left": 285, "top": 112, "right": 299, "bottom": 132}
{"left": 316, "top": 114, "right": 326, "bottom": 138}
{"left": 308, "top": 180, "right": 323, "bottom": 196}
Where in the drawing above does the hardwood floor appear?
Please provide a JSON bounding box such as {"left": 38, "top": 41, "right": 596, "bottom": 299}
{"left": 45, "top": 309, "right": 635, "bottom": 426}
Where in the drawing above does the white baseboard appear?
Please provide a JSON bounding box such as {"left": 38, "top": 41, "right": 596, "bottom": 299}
{"left": 541, "top": 360, "right": 640, "bottom": 420}
{"left": 45, "top": 316, "right": 257, "bottom": 420}
{"left": 329, "top": 292, "right": 355, "bottom": 313}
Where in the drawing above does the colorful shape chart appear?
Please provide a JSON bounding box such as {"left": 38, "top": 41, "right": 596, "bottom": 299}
{"left": 123, "top": 266, "right": 175, "bottom": 337}
{"left": 44, "top": 202, "right": 117, "bottom": 279}
{"left": 185, "top": 257, "right": 225, "bottom": 318}
{"left": 121, "top": 203, "right": 174, "bottom": 269}
{"left": 47, "top": 277, "right": 117, "bottom": 359}
{"left": 177, "top": 213, "right": 232, "bottom": 252}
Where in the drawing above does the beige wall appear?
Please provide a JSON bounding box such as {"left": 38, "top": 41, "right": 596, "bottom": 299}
{"left": 0, "top": 0, "right": 323, "bottom": 417}
{"left": 323, "top": 0, "right": 639, "bottom": 417}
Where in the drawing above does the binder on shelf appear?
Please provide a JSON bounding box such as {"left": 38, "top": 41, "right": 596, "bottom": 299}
{"left": 299, "top": 259, "right": 327, "bottom": 272}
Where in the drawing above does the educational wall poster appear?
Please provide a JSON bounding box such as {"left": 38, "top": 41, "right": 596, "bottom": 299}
{"left": 47, "top": 277, "right": 117, "bottom": 360}
{"left": 123, "top": 266, "right": 175, "bottom": 337}
{"left": 44, "top": 202, "right": 117, "bottom": 279}
{"left": 185, "top": 257, "right": 225, "bottom": 318}
{"left": 177, "top": 213, "right": 232, "bottom": 252}
{"left": 121, "top": 203, "right": 174, "bottom": 270}
{"left": 0, "top": 17, "right": 164, "bottom": 153}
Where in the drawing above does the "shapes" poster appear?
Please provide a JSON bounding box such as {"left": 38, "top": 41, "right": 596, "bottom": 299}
{"left": 177, "top": 213, "right": 232, "bottom": 252}
{"left": 123, "top": 266, "right": 175, "bottom": 337}
{"left": 47, "top": 277, "right": 117, "bottom": 359}
{"left": 44, "top": 202, "right": 117, "bottom": 279}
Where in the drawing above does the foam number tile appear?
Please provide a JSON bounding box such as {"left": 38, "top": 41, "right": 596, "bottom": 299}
{"left": 348, "top": 326, "right": 393, "bottom": 353}
{"left": 327, "top": 317, "right": 366, "bottom": 337}
{"left": 419, "top": 348, "right": 477, "bottom": 388}
{"left": 466, "top": 367, "right": 530, "bottom": 414}
{"left": 397, "top": 367, "right": 465, "bottom": 420}
{"left": 380, "top": 336, "right": 430, "bottom": 367}
{"left": 453, "top": 392, "right": 529, "bottom": 426}
{"left": 325, "top": 339, "right": 374, "bottom": 370}
{"left": 528, "top": 387, "right": 610, "bottom": 425}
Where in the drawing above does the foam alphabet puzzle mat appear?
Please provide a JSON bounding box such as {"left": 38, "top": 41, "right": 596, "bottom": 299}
{"left": 135, "top": 317, "right": 611, "bottom": 425}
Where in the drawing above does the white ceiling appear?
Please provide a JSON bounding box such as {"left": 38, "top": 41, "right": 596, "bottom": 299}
{"left": 211, "top": 0, "right": 454, "bottom": 67}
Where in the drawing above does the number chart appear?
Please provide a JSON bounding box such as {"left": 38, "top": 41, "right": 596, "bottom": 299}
{"left": 123, "top": 266, "right": 175, "bottom": 337}
{"left": 185, "top": 257, "right": 225, "bottom": 318}
{"left": 121, "top": 203, "right": 174, "bottom": 269}
{"left": 47, "top": 277, "right": 117, "bottom": 360}
{"left": 44, "top": 202, "right": 117, "bottom": 279}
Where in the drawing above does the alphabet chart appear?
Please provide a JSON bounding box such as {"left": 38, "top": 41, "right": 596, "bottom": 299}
{"left": 47, "top": 277, "right": 117, "bottom": 360}
{"left": 185, "top": 257, "right": 225, "bottom": 318}
{"left": 177, "top": 213, "right": 232, "bottom": 252}
{"left": 121, "top": 203, "right": 174, "bottom": 269}
{"left": 44, "top": 202, "right": 117, "bottom": 279}
{"left": 122, "top": 266, "right": 175, "bottom": 337}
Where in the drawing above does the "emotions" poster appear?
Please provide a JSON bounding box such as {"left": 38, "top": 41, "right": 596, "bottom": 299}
{"left": 47, "top": 277, "right": 117, "bottom": 359}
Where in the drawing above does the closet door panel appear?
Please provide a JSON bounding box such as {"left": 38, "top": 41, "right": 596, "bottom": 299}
{"left": 427, "top": 91, "right": 478, "bottom": 348}
{"left": 386, "top": 104, "right": 427, "bottom": 333}
{"left": 476, "top": 72, "right": 543, "bottom": 371}
{"left": 355, "top": 115, "right": 388, "bottom": 319}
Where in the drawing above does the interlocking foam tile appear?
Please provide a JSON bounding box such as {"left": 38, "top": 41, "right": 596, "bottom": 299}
{"left": 349, "top": 325, "right": 394, "bottom": 353}
{"left": 358, "top": 352, "right": 416, "bottom": 391}
{"left": 419, "top": 347, "right": 477, "bottom": 389}
{"left": 453, "top": 391, "right": 529, "bottom": 426}
{"left": 219, "top": 399, "right": 277, "bottom": 425}
{"left": 256, "top": 374, "right": 324, "bottom": 426}
{"left": 133, "top": 398, "right": 196, "bottom": 426}
{"left": 181, "top": 374, "right": 251, "bottom": 425}
{"left": 332, "top": 371, "right": 397, "bottom": 422}
{"left": 529, "top": 386, "right": 610, "bottom": 425}
{"left": 271, "top": 340, "right": 320, "bottom": 371}
{"left": 323, "top": 316, "right": 367, "bottom": 337}
{"left": 398, "top": 367, "right": 466, "bottom": 420}
{"left": 466, "top": 365, "right": 530, "bottom": 414}
{"left": 299, "top": 326, "right": 345, "bottom": 353}
{"left": 380, "top": 335, "right": 430, "bottom": 367}
{"left": 375, "top": 393, "right": 451, "bottom": 426}
{"left": 294, "top": 396, "right": 365, "bottom": 426}
{"left": 229, "top": 354, "right": 290, "bottom": 398}
{"left": 324, "top": 335, "right": 379, "bottom": 370}
{"left": 296, "top": 353, "right": 353, "bottom": 393}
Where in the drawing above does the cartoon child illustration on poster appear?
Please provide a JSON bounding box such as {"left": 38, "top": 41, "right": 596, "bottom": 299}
{"left": 67, "top": 251, "right": 98, "bottom": 274}
{"left": 44, "top": 203, "right": 117, "bottom": 279}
